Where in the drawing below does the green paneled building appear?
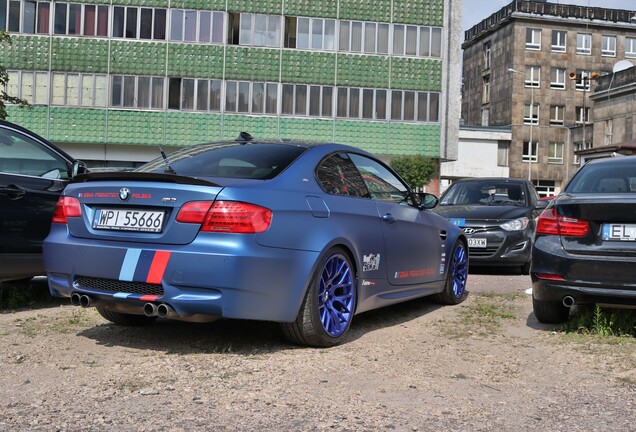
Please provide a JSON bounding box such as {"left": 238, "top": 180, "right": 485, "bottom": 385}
{"left": 1, "top": 0, "right": 461, "bottom": 169}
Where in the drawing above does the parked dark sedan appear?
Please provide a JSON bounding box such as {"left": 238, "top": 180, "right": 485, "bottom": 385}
{"left": 434, "top": 178, "right": 547, "bottom": 274}
{"left": 0, "top": 120, "right": 85, "bottom": 282}
{"left": 531, "top": 155, "right": 636, "bottom": 323}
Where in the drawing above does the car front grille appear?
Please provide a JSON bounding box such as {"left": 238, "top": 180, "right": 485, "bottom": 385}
{"left": 468, "top": 246, "right": 500, "bottom": 257}
{"left": 74, "top": 276, "right": 164, "bottom": 296}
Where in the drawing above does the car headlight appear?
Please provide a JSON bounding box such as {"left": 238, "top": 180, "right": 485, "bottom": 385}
{"left": 500, "top": 217, "right": 529, "bottom": 231}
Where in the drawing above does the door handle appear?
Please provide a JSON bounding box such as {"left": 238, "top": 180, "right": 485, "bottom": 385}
{"left": 0, "top": 184, "right": 27, "bottom": 200}
{"left": 382, "top": 213, "right": 397, "bottom": 223}
{"left": 439, "top": 230, "right": 448, "bottom": 240}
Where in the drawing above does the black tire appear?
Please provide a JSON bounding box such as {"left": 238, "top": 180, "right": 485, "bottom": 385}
{"left": 281, "top": 247, "right": 356, "bottom": 347}
{"left": 433, "top": 240, "right": 469, "bottom": 305}
{"left": 532, "top": 296, "right": 569, "bottom": 324}
{"left": 96, "top": 306, "right": 157, "bottom": 326}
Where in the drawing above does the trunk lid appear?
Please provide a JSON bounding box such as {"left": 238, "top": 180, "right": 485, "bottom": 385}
{"left": 63, "top": 173, "right": 222, "bottom": 245}
{"left": 557, "top": 194, "right": 636, "bottom": 257}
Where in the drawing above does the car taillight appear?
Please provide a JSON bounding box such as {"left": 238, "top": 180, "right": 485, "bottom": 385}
{"left": 52, "top": 196, "right": 82, "bottom": 224}
{"left": 177, "top": 201, "right": 272, "bottom": 233}
{"left": 176, "top": 201, "right": 213, "bottom": 224}
{"left": 535, "top": 208, "right": 589, "bottom": 237}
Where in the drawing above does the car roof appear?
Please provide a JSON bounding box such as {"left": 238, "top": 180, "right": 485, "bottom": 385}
{"left": 584, "top": 155, "right": 636, "bottom": 167}
{"left": 453, "top": 177, "right": 528, "bottom": 184}
{"left": 0, "top": 119, "right": 76, "bottom": 163}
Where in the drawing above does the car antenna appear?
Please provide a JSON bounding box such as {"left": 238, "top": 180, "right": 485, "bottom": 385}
{"left": 159, "top": 146, "right": 176, "bottom": 174}
{"left": 235, "top": 131, "right": 254, "bottom": 144}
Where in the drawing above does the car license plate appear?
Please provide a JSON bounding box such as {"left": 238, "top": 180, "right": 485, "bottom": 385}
{"left": 450, "top": 218, "right": 465, "bottom": 227}
{"left": 602, "top": 224, "right": 636, "bottom": 241}
{"left": 468, "top": 238, "right": 487, "bottom": 248}
{"left": 93, "top": 209, "right": 165, "bottom": 233}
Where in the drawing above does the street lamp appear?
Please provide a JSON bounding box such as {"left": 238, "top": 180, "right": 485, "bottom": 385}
{"left": 508, "top": 68, "right": 534, "bottom": 182}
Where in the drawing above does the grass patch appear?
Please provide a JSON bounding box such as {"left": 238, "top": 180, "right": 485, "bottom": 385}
{"left": 439, "top": 292, "right": 521, "bottom": 338}
{"left": 561, "top": 304, "right": 636, "bottom": 338}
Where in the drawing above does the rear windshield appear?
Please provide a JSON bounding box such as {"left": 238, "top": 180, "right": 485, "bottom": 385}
{"left": 566, "top": 163, "right": 636, "bottom": 193}
{"left": 440, "top": 182, "right": 527, "bottom": 206}
{"left": 137, "top": 143, "right": 307, "bottom": 179}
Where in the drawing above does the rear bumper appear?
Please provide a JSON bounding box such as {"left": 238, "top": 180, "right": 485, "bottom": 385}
{"left": 43, "top": 226, "right": 319, "bottom": 322}
{"left": 531, "top": 236, "right": 636, "bottom": 306}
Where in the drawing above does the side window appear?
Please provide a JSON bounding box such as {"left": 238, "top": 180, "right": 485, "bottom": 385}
{"left": 315, "top": 153, "right": 369, "bottom": 198}
{"left": 348, "top": 154, "right": 411, "bottom": 205}
{"left": 0, "top": 128, "right": 69, "bottom": 179}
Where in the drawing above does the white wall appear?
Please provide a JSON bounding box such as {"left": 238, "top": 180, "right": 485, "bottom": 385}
{"left": 440, "top": 127, "right": 511, "bottom": 191}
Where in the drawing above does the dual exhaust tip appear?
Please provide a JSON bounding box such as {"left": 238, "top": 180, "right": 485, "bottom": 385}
{"left": 70, "top": 293, "right": 172, "bottom": 317}
{"left": 70, "top": 292, "right": 91, "bottom": 308}
{"left": 143, "top": 302, "right": 172, "bottom": 318}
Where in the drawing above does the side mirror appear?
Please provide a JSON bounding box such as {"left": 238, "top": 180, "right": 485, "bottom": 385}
{"left": 72, "top": 160, "right": 88, "bottom": 177}
{"left": 417, "top": 192, "right": 438, "bottom": 210}
{"left": 535, "top": 199, "right": 550, "bottom": 210}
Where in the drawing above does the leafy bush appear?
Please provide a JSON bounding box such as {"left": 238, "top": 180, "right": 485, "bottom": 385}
{"left": 389, "top": 155, "right": 437, "bottom": 191}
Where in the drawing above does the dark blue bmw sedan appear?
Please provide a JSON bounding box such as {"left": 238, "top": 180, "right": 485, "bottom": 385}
{"left": 532, "top": 155, "right": 636, "bottom": 323}
{"left": 43, "top": 135, "right": 468, "bottom": 347}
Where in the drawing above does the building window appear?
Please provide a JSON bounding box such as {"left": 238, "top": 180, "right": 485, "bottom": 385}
{"left": 550, "top": 105, "right": 565, "bottom": 125}
{"left": 497, "top": 141, "right": 508, "bottom": 167}
{"left": 171, "top": 9, "right": 223, "bottom": 43}
{"left": 483, "top": 41, "right": 491, "bottom": 69}
{"left": 551, "top": 30, "right": 566, "bottom": 52}
{"left": 237, "top": 13, "right": 280, "bottom": 47}
{"left": 482, "top": 76, "right": 490, "bottom": 104}
{"left": 114, "top": 75, "right": 164, "bottom": 109}
{"left": 524, "top": 103, "right": 539, "bottom": 125}
{"left": 575, "top": 106, "right": 591, "bottom": 124}
{"left": 534, "top": 180, "right": 556, "bottom": 197}
{"left": 390, "top": 24, "right": 441, "bottom": 57}
{"left": 626, "top": 38, "right": 636, "bottom": 58}
{"left": 574, "top": 70, "right": 591, "bottom": 91}
{"left": 525, "top": 28, "right": 541, "bottom": 50}
{"left": 54, "top": 2, "right": 81, "bottom": 35}
{"left": 296, "top": 17, "right": 335, "bottom": 51}
{"left": 550, "top": 68, "right": 566, "bottom": 90}
{"left": 576, "top": 33, "right": 591, "bottom": 55}
{"left": 51, "top": 72, "right": 80, "bottom": 105}
{"left": 548, "top": 142, "right": 564, "bottom": 164}
{"left": 523, "top": 141, "right": 538, "bottom": 163}
{"left": 84, "top": 5, "right": 110, "bottom": 37}
{"left": 525, "top": 66, "right": 540, "bottom": 87}
{"left": 601, "top": 35, "right": 616, "bottom": 57}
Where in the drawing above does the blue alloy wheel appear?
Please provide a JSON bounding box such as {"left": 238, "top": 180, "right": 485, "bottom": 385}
{"left": 318, "top": 254, "right": 355, "bottom": 338}
{"left": 433, "top": 241, "right": 469, "bottom": 305}
{"left": 450, "top": 243, "right": 468, "bottom": 298}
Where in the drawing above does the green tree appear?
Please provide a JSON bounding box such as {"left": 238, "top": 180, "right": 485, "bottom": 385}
{"left": 0, "top": 30, "right": 29, "bottom": 120}
{"left": 389, "top": 154, "right": 437, "bottom": 191}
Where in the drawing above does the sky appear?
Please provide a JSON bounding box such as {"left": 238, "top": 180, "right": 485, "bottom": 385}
{"left": 462, "top": 0, "right": 636, "bottom": 32}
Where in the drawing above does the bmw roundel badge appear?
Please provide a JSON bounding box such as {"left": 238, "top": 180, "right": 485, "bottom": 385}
{"left": 119, "top": 188, "right": 131, "bottom": 201}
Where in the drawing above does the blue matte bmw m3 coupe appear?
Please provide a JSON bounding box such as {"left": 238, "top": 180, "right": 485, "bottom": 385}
{"left": 43, "top": 134, "right": 468, "bottom": 346}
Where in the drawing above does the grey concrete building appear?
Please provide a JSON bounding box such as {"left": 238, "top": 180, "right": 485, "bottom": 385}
{"left": 462, "top": 0, "right": 636, "bottom": 195}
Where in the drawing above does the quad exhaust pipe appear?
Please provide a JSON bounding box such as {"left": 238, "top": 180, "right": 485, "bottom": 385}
{"left": 562, "top": 296, "right": 575, "bottom": 307}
